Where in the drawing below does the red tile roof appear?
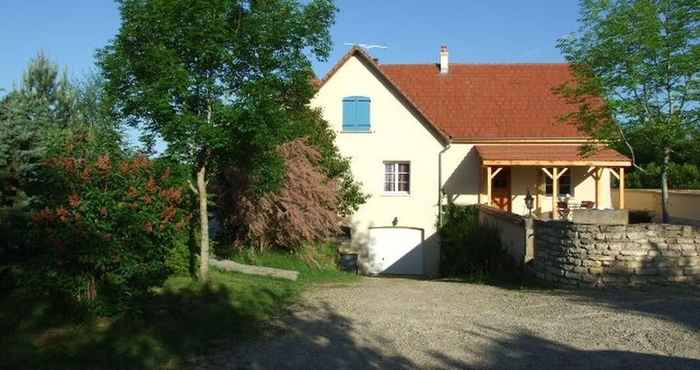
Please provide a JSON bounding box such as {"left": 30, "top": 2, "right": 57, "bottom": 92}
{"left": 476, "top": 145, "right": 631, "bottom": 166}
{"left": 379, "top": 63, "right": 587, "bottom": 139}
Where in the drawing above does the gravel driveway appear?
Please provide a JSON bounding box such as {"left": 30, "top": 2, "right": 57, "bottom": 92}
{"left": 202, "top": 277, "right": 700, "bottom": 370}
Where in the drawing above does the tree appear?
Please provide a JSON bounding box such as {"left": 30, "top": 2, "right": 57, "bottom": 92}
{"left": 0, "top": 53, "right": 77, "bottom": 208}
{"left": 31, "top": 131, "right": 189, "bottom": 312}
{"left": 99, "top": 0, "right": 337, "bottom": 280}
{"left": 558, "top": 0, "right": 699, "bottom": 222}
{"left": 220, "top": 138, "right": 343, "bottom": 250}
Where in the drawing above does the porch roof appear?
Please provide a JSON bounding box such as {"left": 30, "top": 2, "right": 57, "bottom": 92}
{"left": 475, "top": 145, "right": 632, "bottom": 167}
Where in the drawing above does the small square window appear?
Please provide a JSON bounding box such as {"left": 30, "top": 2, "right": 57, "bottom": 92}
{"left": 546, "top": 171, "right": 572, "bottom": 196}
{"left": 384, "top": 162, "right": 410, "bottom": 194}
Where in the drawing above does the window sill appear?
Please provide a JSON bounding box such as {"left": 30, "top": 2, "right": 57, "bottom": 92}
{"left": 381, "top": 192, "right": 410, "bottom": 198}
{"left": 340, "top": 129, "right": 374, "bottom": 134}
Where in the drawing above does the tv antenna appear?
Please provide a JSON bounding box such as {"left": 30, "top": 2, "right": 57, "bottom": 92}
{"left": 344, "top": 42, "right": 388, "bottom": 50}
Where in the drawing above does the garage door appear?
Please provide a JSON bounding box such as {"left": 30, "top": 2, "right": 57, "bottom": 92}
{"left": 367, "top": 227, "right": 424, "bottom": 275}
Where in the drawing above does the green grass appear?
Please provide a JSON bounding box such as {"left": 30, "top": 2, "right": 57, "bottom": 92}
{"left": 0, "top": 246, "right": 358, "bottom": 370}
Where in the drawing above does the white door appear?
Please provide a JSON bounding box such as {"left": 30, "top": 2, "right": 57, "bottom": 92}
{"left": 367, "top": 227, "right": 423, "bottom": 275}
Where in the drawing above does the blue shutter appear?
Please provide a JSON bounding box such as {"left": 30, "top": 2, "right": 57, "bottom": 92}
{"left": 342, "top": 97, "right": 355, "bottom": 130}
{"left": 342, "top": 96, "right": 371, "bottom": 132}
{"left": 356, "top": 97, "right": 370, "bottom": 130}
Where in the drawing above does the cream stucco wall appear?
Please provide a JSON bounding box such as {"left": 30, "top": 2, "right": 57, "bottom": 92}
{"left": 311, "top": 55, "right": 444, "bottom": 276}
{"left": 612, "top": 189, "right": 700, "bottom": 226}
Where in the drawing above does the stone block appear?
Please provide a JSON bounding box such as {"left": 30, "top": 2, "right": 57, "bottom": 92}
{"left": 588, "top": 267, "right": 604, "bottom": 274}
{"left": 684, "top": 267, "right": 700, "bottom": 275}
{"left": 620, "top": 249, "right": 647, "bottom": 257}
{"left": 580, "top": 274, "right": 601, "bottom": 283}
{"left": 615, "top": 255, "right": 641, "bottom": 261}
{"left": 635, "top": 267, "right": 660, "bottom": 276}
{"left": 578, "top": 232, "right": 593, "bottom": 240}
{"left": 667, "top": 276, "right": 691, "bottom": 283}
{"left": 565, "top": 271, "right": 581, "bottom": 280}
{"left": 677, "top": 259, "right": 699, "bottom": 267}
{"left": 596, "top": 255, "right": 616, "bottom": 261}
{"left": 682, "top": 226, "right": 693, "bottom": 237}
{"left": 571, "top": 209, "right": 629, "bottom": 225}
{"left": 582, "top": 260, "right": 602, "bottom": 267}
{"left": 602, "top": 275, "right": 627, "bottom": 283}
{"left": 546, "top": 267, "right": 565, "bottom": 276}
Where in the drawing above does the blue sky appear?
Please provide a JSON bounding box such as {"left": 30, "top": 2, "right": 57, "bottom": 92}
{"left": 0, "top": 0, "right": 581, "bottom": 92}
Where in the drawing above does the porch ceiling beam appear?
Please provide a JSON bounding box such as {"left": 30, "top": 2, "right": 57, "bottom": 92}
{"left": 482, "top": 160, "right": 631, "bottom": 167}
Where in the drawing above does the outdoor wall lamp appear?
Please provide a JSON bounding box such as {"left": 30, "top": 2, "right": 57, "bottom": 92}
{"left": 525, "top": 189, "right": 534, "bottom": 217}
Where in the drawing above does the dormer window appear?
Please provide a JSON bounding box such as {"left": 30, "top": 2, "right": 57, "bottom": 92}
{"left": 342, "top": 96, "right": 371, "bottom": 132}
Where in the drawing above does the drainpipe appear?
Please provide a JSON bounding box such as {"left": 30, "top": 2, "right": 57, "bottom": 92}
{"left": 438, "top": 143, "right": 452, "bottom": 227}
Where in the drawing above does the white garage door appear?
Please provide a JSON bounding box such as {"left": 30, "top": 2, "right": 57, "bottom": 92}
{"left": 367, "top": 227, "right": 424, "bottom": 275}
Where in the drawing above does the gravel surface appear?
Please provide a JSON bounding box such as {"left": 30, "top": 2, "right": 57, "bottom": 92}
{"left": 200, "top": 277, "right": 700, "bottom": 370}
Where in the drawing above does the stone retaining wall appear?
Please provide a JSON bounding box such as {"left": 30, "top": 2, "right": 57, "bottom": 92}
{"left": 533, "top": 221, "right": 700, "bottom": 287}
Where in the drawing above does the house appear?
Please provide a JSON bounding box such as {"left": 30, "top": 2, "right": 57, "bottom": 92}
{"left": 311, "top": 46, "right": 631, "bottom": 277}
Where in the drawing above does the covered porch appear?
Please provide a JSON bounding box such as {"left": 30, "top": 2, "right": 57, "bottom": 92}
{"left": 475, "top": 145, "right": 632, "bottom": 219}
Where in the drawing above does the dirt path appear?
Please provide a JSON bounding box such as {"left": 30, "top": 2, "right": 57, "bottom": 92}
{"left": 200, "top": 278, "right": 700, "bottom": 370}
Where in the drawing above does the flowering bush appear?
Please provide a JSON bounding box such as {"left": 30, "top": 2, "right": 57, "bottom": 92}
{"left": 219, "top": 138, "right": 342, "bottom": 250}
{"left": 30, "top": 141, "right": 190, "bottom": 312}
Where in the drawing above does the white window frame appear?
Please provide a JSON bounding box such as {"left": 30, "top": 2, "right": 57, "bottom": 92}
{"left": 383, "top": 161, "right": 410, "bottom": 195}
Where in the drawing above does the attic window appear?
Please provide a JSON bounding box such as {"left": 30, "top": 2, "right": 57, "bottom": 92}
{"left": 342, "top": 96, "right": 371, "bottom": 132}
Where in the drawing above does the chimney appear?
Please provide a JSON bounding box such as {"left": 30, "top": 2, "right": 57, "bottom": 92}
{"left": 439, "top": 45, "right": 449, "bottom": 74}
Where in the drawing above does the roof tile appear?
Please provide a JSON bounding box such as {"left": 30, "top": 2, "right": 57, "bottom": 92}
{"left": 379, "top": 64, "right": 587, "bottom": 139}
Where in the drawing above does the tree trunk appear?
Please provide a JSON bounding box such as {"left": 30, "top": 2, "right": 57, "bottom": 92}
{"left": 661, "top": 147, "right": 670, "bottom": 223}
{"left": 197, "top": 164, "right": 210, "bottom": 281}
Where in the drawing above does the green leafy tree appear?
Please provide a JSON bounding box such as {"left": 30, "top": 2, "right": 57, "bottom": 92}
{"left": 99, "top": 0, "right": 337, "bottom": 280}
{"left": 558, "top": 0, "right": 699, "bottom": 221}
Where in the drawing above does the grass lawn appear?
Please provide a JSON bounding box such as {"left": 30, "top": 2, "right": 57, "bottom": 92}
{"left": 0, "top": 246, "right": 358, "bottom": 370}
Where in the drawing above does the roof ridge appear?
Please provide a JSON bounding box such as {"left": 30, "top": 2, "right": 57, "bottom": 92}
{"left": 380, "top": 62, "right": 570, "bottom": 67}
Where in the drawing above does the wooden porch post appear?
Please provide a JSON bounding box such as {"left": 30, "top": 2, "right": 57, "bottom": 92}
{"left": 478, "top": 166, "right": 482, "bottom": 205}
{"left": 595, "top": 168, "right": 601, "bottom": 209}
{"left": 588, "top": 167, "right": 603, "bottom": 209}
{"left": 619, "top": 167, "right": 625, "bottom": 209}
{"left": 552, "top": 168, "right": 559, "bottom": 219}
{"left": 486, "top": 166, "right": 492, "bottom": 206}
{"left": 485, "top": 166, "right": 503, "bottom": 207}
{"left": 609, "top": 167, "right": 626, "bottom": 209}
{"left": 542, "top": 167, "right": 568, "bottom": 219}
